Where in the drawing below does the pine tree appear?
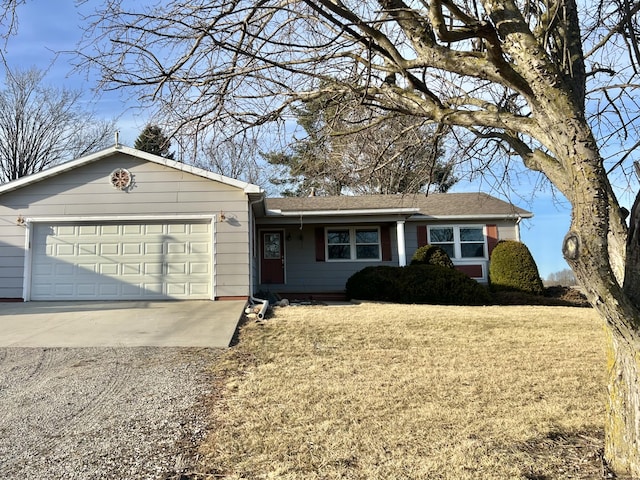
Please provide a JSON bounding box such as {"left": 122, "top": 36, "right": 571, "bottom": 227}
{"left": 134, "top": 125, "right": 175, "bottom": 159}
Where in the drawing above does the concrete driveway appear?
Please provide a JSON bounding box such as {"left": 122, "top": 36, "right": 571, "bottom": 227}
{"left": 0, "top": 300, "right": 246, "bottom": 347}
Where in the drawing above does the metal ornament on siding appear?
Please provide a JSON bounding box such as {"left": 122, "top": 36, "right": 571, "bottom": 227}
{"left": 109, "top": 168, "right": 132, "bottom": 190}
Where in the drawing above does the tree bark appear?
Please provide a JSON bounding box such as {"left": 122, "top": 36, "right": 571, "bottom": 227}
{"left": 605, "top": 327, "right": 640, "bottom": 474}
{"left": 541, "top": 102, "right": 640, "bottom": 477}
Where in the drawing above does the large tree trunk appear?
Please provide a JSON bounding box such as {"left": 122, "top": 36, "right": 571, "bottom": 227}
{"left": 548, "top": 113, "right": 640, "bottom": 476}
{"left": 605, "top": 328, "right": 640, "bottom": 474}
{"left": 601, "top": 190, "right": 640, "bottom": 475}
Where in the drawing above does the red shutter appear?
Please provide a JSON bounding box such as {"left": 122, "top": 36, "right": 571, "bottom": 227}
{"left": 417, "top": 225, "right": 428, "bottom": 247}
{"left": 486, "top": 224, "right": 499, "bottom": 257}
{"left": 315, "top": 227, "right": 325, "bottom": 261}
{"left": 381, "top": 225, "right": 392, "bottom": 261}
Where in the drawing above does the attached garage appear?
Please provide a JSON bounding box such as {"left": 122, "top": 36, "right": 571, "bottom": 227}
{"left": 28, "top": 219, "right": 213, "bottom": 300}
{"left": 0, "top": 145, "right": 264, "bottom": 302}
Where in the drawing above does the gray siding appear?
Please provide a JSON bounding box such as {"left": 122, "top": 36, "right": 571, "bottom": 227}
{"left": 257, "top": 223, "right": 398, "bottom": 295}
{"left": 0, "top": 153, "right": 252, "bottom": 299}
{"left": 256, "top": 219, "right": 522, "bottom": 296}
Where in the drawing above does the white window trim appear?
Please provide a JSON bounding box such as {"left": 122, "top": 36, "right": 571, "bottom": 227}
{"left": 427, "top": 224, "right": 488, "bottom": 260}
{"left": 325, "top": 226, "right": 382, "bottom": 262}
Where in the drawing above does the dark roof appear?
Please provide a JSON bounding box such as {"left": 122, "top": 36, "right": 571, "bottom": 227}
{"left": 265, "top": 192, "right": 532, "bottom": 218}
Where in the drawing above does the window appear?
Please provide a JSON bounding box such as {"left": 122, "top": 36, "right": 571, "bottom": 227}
{"left": 459, "top": 227, "right": 485, "bottom": 258}
{"left": 327, "top": 227, "right": 381, "bottom": 261}
{"left": 429, "top": 227, "right": 455, "bottom": 258}
{"left": 428, "top": 226, "right": 486, "bottom": 259}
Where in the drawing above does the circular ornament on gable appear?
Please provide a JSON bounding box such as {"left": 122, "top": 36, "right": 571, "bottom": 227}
{"left": 109, "top": 168, "right": 132, "bottom": 190}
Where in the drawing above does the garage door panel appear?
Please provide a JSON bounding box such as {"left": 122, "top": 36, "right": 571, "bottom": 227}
{"left": 56, "top": 263, "right": 74, "bottom": 276}
{"left": 145, "top": 243, "right": 163, "bottom": 255}
{"left": 101, "top": 244, "right": 119, "bottom": 255}
{"left": 55, "top": 244, "right": 74, "bottom": 256}
{"left": 31, "top": 221, "right": 213, "bottom": 300}
{"left": 77, "top": 284, "right": 97, "bottom": 296}
{"left": 100, "top": 264, "right": 119, "bottom": 275}
{"left": 122, "top": 263, "right": 142, "bottom": 276}
{"left": 79, "top": 244, "right": 97, "bottom": 255}
{"left": 54, "top": 284, "right": 74, "bottom": 296}
{"left": 123, "top": 244, "right": 142, "bottom": 255}
{"left": 145, "top": 224, "right": 164, "bottom": 234}
{"left": 57, "top": 226, "right": 74, "bottom": 235}
{"left": 190, "top": 262, "right": 209, "bottom": 275}
{"left": 191, "top": 285, "right": 210, "bottom": 296}
{"left": 99, "top": 284, "right": 119, "bottom": 296}
{"left": 101, "top": 225, "right": 119, "bottom": 235}
{"left": 79, "top": 225, "right": 98, "bottom": 235}
{"left": 168, "top": 224, "right": 188, "bottom": 234}
{"left": 77, "top": 263, "right": 98, "bottom": 273}
{"left": 123, "top": 225, "right": 142, "bottom": 235}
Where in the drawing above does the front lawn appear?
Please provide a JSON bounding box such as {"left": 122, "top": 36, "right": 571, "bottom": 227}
{"left": 200, "top": 303, "right": 605, "bottom": 479}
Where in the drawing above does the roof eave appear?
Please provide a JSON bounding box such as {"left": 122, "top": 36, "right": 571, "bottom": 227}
{"left": 0, "top": 146, "right": 121, "bottom": 195}
{"left": 409, "top": 212, "right": 534, "bottom": 221}
{"left": 0, "top": 144, "right": 264, "bottom": 196}
{"left": 266, "top": 207, "right": 421, "bottom": 217}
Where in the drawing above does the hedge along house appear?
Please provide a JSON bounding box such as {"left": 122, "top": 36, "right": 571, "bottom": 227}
{"left": 0, "top": 145, "right": 263, "bottom": 301}
{"left": 254, "top": 193, "right": 532, "bottom": 300}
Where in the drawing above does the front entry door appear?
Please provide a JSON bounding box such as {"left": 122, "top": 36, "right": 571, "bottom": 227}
{"left": 260, "top": 231, "right": 285, "bottom": 284}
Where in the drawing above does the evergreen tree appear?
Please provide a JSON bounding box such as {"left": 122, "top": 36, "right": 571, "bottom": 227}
{"left": 265, "top": 94, "right": 457, "bottom": 196}
{"left": 134, "top": 125, "right": 175, "bottom": 159}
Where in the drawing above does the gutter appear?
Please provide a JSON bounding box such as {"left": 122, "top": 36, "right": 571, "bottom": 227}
{"left": 408, "top": 213, "right": 533, "bottom": 220}
{"left": 266, "top": 207, "right": 420, "bottom": 217}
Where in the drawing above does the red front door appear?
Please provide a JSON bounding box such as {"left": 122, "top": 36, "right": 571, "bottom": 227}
{"left": 260, "top": 231, "right": 285, "bottom": 284}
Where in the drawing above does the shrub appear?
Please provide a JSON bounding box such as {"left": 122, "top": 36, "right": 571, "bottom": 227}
{"left": 410, "top": 245, "right": 455, "bottom": 269}
{"left": 395, "top": 265, "right": 492, "bottom": 305}
{"left": 346, "top": 264, "right": 492, "bottom": 305}
{"left": 345, "top": 266, "right": 402, "bottom": 302}
{"left": 489, "top": 240, "right": 544, "bottom": 295}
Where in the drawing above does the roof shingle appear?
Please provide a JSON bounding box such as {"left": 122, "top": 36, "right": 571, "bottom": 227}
{"left": 265, "top": 192, "right": 531, "bottom": 218}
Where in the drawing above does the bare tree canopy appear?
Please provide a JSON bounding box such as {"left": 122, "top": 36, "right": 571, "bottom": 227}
{"left": 0, "top": 67, "right": 116, "bottom": 183}
{"left": 193, "top": 135, "right": 269, "bottom": 187}
{"left": 5, "top": 0, "right": 640, "bottom": 475}
{"left": 264, "top": 94, "right": 457, "bottom": 196}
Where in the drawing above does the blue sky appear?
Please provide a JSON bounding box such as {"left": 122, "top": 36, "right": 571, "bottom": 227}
{"left": 1, "top": 0, "right": 602, "bottom": 280}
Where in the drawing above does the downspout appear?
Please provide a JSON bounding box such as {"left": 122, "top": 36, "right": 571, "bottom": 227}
{"left": 248, "top": 195, "right": 269, "bottom": 319}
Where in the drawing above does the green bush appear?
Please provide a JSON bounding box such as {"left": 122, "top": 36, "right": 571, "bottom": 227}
{"left": 410, "top": 245, "right": 455, "bottom": 269}
{"left": 489, "top": 240, "right": 544, "bottom": 295}
{"left": 345, "top": 266, "right": 402, "bottom": 302}
{"left": 346, "top": 264, "right": 491, "bottom": 305}
{"left": 395, "top": 265, "right": 492, "bottom": 305}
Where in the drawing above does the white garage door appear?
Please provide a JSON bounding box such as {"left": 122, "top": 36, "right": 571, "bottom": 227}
{"left": 30, "top": 221, "right": 213, "bottom": 300}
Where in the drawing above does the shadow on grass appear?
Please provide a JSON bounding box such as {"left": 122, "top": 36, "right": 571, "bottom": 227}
{"left": 492, "top": 286, "right": 591, "bottom": 308}
{"left": 514, "top": 429, "right": 613, "bottom": 479}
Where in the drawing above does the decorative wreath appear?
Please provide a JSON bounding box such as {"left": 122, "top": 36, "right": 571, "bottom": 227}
{"left": 109, "top": 168, "right": 132, "bottom": 190}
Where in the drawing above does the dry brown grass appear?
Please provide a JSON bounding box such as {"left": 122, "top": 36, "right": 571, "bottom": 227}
{"left": 199, "top": 303, "right": 607, "bottom": 479}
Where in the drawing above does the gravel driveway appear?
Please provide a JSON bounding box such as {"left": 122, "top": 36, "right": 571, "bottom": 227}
{"left": 0, "top": 347, "right": 221, "bottom": 479}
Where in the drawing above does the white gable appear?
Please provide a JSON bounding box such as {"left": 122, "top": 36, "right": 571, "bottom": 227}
{"left": 0, "top": 145, "right": 263, "bottom": 195}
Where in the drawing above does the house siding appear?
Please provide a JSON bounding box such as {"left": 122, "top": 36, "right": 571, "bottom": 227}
{"left": 0, "top": 153, "right": 253, "bottom": 300}
{"left": 254, "top": 218, "right": 523, "bottom": 297}
{"left": 256, "top": 222, "right": 398, "bottom": 294}
{"left": 256, "top": 223, "right": 399, "bottom": 297}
